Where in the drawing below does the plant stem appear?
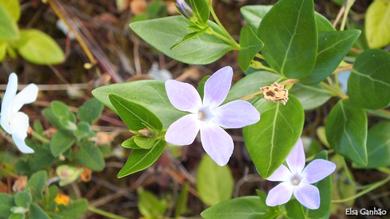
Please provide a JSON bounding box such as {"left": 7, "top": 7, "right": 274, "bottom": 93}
{"left": 340, "top": 0, "right": 356, "bottom": 30}
{"left": 209, "top": 0, "right": 240, "bottom": 49}
{"left": 88, "top": 206, "right": 127, "bottom": 219}
{"left": 320, "top": 82, "right": 348, "bottom": 99}
{"left": 30, "top": 130, "right": 50, "bottom": 144}
{"left": 332, "top": 175, "right": 390, "bottom": 203}
{"left": 206, "top": 28, "right": 239, "bottom": 49}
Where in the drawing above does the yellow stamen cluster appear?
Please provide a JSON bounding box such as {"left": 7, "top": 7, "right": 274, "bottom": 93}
{"left": 261, "top": 83, "right": 289, "bottom": 105}
{"left": 55, "top": 193, "right": 70, "bottom": 206}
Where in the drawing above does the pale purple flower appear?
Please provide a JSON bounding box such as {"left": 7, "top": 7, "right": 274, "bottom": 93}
{"left": 176, "top": 0, "right": 193, "bottom": 18}
{"left": 165, "top": 66, "right": 260, "bottom": 166}
{"left": 266, "top": 138, "right": 336, "bottom": 209}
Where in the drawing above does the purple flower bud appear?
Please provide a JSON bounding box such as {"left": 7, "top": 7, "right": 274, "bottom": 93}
{"left": 176, "top": 0, "right": 193, "bottom": 18}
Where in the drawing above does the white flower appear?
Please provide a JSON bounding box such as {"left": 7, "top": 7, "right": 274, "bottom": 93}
{"left": 1, "top": 73, "right": 38, "bottom": 153}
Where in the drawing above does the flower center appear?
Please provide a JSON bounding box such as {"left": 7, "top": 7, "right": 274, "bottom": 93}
{"left": 197, "top": 107, "right": 213, "bottom": 122}
{"left": 290, "top": 174, "right": 302, "bottom": 186}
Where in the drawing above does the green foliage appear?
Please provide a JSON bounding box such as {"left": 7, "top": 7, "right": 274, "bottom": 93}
{"left": 201, "top": 194, "right": 280, "bottom": 219}
{"left": 137, "top": 189, "right": 167, "bottom": 219}
{"left": 289, "top": 84, "right": 331, "bottom": 110}
{"left": 257, "top": 0, "right": 317, "bottom": 79}
{"left": 365, "top": 0, "right": 390, "bottom": 48}
{"left": 238, "top": 25, "right": 263, "bottom": 71}
{"left": 27, "top": 171, "right": 48, "bottom": 201}
{"left": 326, "top": 101, "right": 368, "bottom": 166}
{"left": 356, "top": 122, "right": 390, "bottom": 168}
{"left": 0, "top": 5, "right": 18, "bottom": 41}
{"left": 129, "top": 16, "right": 232, "bottom": 64}
{"left": 243, "top": 96, "right": 304, "bottom": 177}
{"left": 93, "top": 80, "right": 185, "bottom": 128}
{"left": 78, "top": 98, "right": 104, "bottom": 124}
{"left": 0, "top": 194, "right": 13, "bottom": 218}
{"left": 50, "top": 132, "right": 75, "bottom": 157}
{"left": 348, "top": 49, "right": 390, "bottom": 109}
{"left": 75, "top": 142, "right": 105, "bottom": 171}
{"left": 118, "top": 140, "right": 165, "bottom": 178}
{"left": 188, "top": 0, "right": 209, "bottom": 24}
{"left": 196, "top": 155, "right": 234, "bottom": 206}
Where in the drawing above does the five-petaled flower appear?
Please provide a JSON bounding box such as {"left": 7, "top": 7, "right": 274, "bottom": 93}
{"left": 164, "top": 66, "right": 260, "bottom": 166}
{"left": 265, "top": 138, "right": 336, "bottom": 209}
{"left": 0, "top": 73, "right": 38, "bottom": 154}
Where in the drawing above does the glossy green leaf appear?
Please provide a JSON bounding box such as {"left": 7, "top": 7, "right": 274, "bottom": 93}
{"left": 325, "top": 101, "right": 367, "bottom": 166}
{"left": 238, "top": 25, "right": 264, "bottom": 71}
{"left": 0, "top": 194, "right": 13, "bottom": 217}
{"left": 0, "top": 5, "right": 18, "bottom": 40}
{"left": 196, "top": 155, "right": 234, "bottom": 206}
{"left": 201, "top": 196, "right": 278, "bottom": 219}
{"left": 15, "top": 29, "right": 65, "bottom": 65}
{"left": 0, "top": 0, "right": 20, "bottom": 21}
{"left": 133, "top": 136, "right": 158, "bottom": 149}
{"left": 257, "top": 0, "right": 317, "bottom": 78}
{"left": 332, "top": 155, "right": 357, "bottom": 206}
{"left": 356, "top": 122, "right": 390, "bottom": 168}
{"left": 285, "top": 200, "right": 306, "bottom": 219}
{"left": 241, "top": 5, "right": 333, "bottom": 32}
{"left": 226, "top": 71, "right": 280, "bottom": 102}
{"left": 188, "top": 0, "right": 209, "bottom": 23}
{"left": 290, "top": 84, "right": 331, "bottom": 110}
{"left": 0, "top": 42, "right": 7, "bottom": 61}
{"left": 50, "top": 131, "right": 75, "bottom": 157}
{"left": 348, "top": 49, "right": 390, "bottom": 109}
{"left": 121, "top": 137, "right": 142, "bottom": 149}
{"left": 243, "top": 96, "right": 304, "bottom": 177}
{"left": 365, "top": 0, "right": 390, "bottom": 48}
{"left": 118, "top": 140, "right": 165, "bottom": 178}
{"left": 138, "top": 188, "right": 167, "bottom": 219}
{"left": 130, "top": 16, "right": 231, "bottom": 64}
{"left": 29, "top": 204, "right": 50, "bottom": 219}
{"left": 27, "top": 171, "right": 48, "bottom": 201}
{"left": 93, "top": 80, "right": 185, "bottom": 128}
{"left": 75, "top": 142, "right": 105, "bottom": 171}
{"left": 303, "top": 30, "right": 360, "bottom": 84}
{"left": 109, "top": 94, "right": 162, "bottom": 131}
{"left": 78, "top": 98, "right": 104, "bottom": 124}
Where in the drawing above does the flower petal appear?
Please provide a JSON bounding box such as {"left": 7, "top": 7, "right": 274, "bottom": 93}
{"left": 203, "top": 66, "right": 233, "bottom": 107}
{"left": 286, "top": 138, "right": 305, "bottom": 174}
{"left": 12, "top": 84, "right": 39, "bottom": 112}
{"left": 265, "top": 182, "right": 293, "bottom": 206}
{"left": 200, "top": 123, "right": 233, "bottom": 166}
{"left": 294, "top": 184, "right": 320, "bottom": 209}
{"left": 215, "top": 100, "right": 260, "bottom": 129}
{"left": 9, "top": 112, "right": 34, "bottom": 154}
{"left": 303, "top": 159, "right": 336, "bottom": 184}
{"left": 1, "top": 73, "right": 18, "bottom": 132}
{"left": 267, "top": 164, "right": 292, "bottom": 182}
{"left": 165, "top": 114, "right": 199, "bottom": 145}
{"left": 165, "top": 80, "right": 202, "bottom": 113}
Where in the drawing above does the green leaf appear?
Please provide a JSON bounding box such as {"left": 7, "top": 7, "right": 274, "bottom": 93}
{"left": 331, "top": 155, "right": 356, "bottom": 206}
{"left": 15, "top": 29, "right": 65, "bottom": 65}
{"left": 74, "top": 122, "right": 94, "bottom": 140}
{"left": 257, "top": 0, "right": 317, "bottom": 78}
{"left": 129, "top": 16, "right": 231, "bottom": 64}
{"left": 0, "top": 194, "right": 13, "bottom": 217}
{"left": 0, "top": 5, "right": 18, "bottom": 41}
{"left": 50, "top": 131, "right": 75, "bottom": 157}
{"left": 196, "top": 155, "right": 234, "bottom": 206}
{"left": 0, "top": 42, "right": 7, "bottom": 61}
{"left": 137, "top": 188, "right": 167, "bottom": 219}
{"left": 241, "top": 5, "right": 333, "bottom": 32}
{"left": 302, "top": 30, "right": 360, "bottom": 84}
{"left": 243, "top": 96, "right": 304, "bottom": 177}
{"left": 226, "top": 71, "right": 280, "bottom": 102}
{"left": 14, "top": 190, "right": 32, "bottom": 208}
{"left": 365, "top": 0, "right": 390, "bottom": 48}
{"left": 188, "top": 0, "right": 209, "bottom": 23}
{"left": 285, "top": 200, "right": 306, "bottom": 219}
{"left": 29, "top": 204, "right": 49, "bottom": 219}
{"left": 78, "top": 98, "right": 104, "bottom": 124}
{"left": 121, "top": 137, "right": 143, "bottom": 149}
{"left": 290, "top": 84, "right": 331, "bottom": 110}
{"left": 238, "top": 25, "right": 264, "bottom": 71}
{"left": 43, "top": 101, "right": 76, "bottom": 131}
{"left": 27, "top": 171, "right": 48, "bottom": 201}
{"left": 118, "top": 140, "right": 165, "bottom": 178}
{"left": 0, "top": 0, "right": 20, "bottom": 21}
{"left": 325, "top": 101, "right": 368, "bottom": 166}
{"left": 57, "top": 199, "right": 88, "bottom": 218}
{"left": 348, "top": 49, "right": 390, "bottom": 109}
{"left": 75, "top": 142, "right": 105, "bottom": 171}
{"left": 133, "top": 136, "right": 158, "bottom": 149}
{"left": 175, "top": 183, "right": 189, "bottom": 217}
{"left": 355, "top": 122, "right": 390, "bottom": 168}
{"left": 7, "top": 213, "right": 24, "bottom": 219}
{"left": 201, "top": 196, "right": 279, "bottom": 219}
{"left": 109, "top": 94, "right": 162, "bottom": 131}
{"left": 92, "top": 80, "right": 185, "bottom": 128}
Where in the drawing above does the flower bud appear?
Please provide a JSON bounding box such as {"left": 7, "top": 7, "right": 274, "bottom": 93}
{"left": 176, "top": 0, "right": 193, "bottom": 18}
